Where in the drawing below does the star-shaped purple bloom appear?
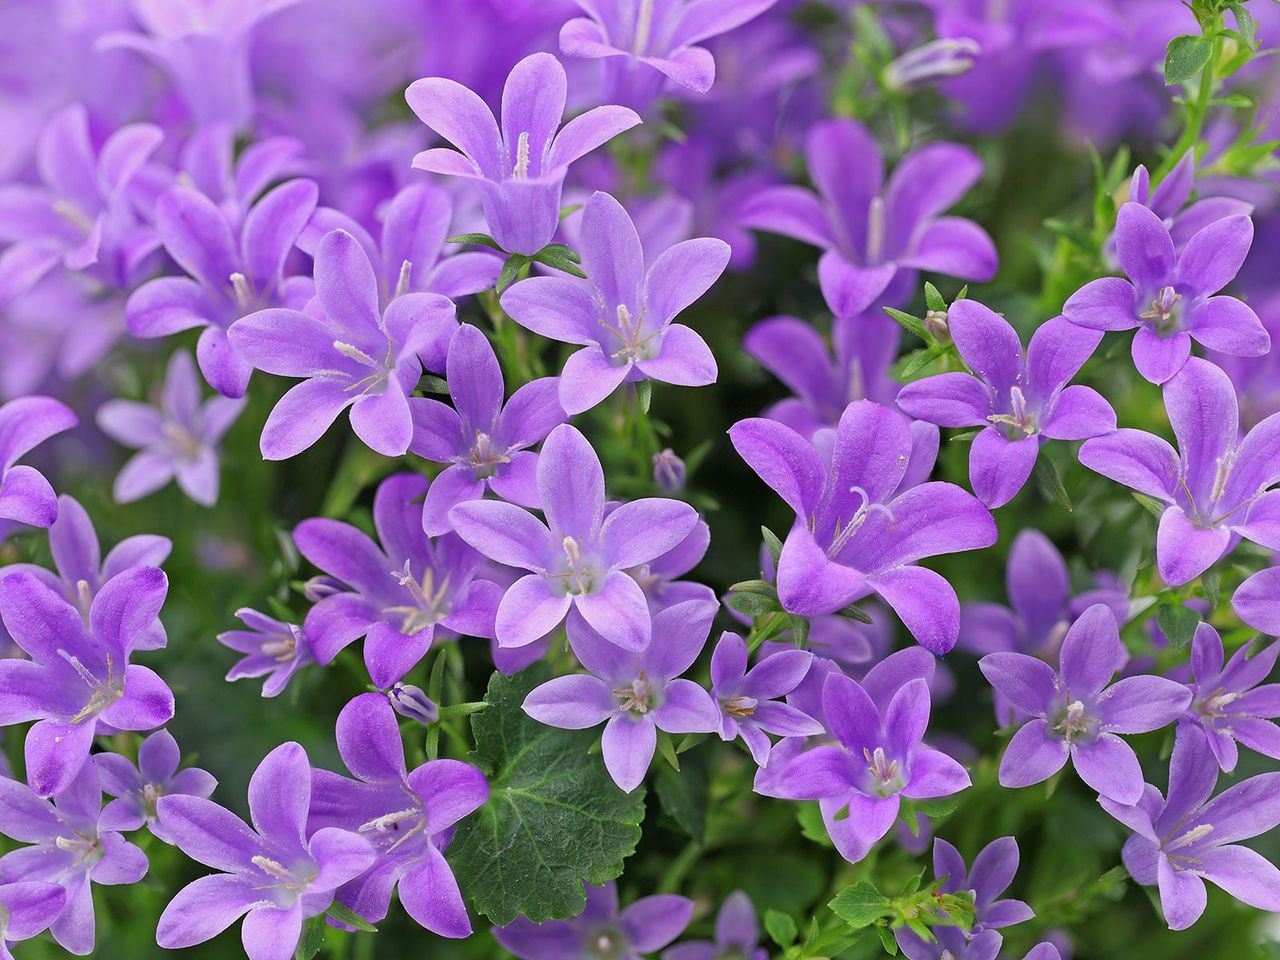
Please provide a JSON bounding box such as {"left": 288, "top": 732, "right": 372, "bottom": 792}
{"left": 1180, "top": 621, "right": 1280, "bottom": 772}
{"left": 410, "top": 323, "right": 565, "bottom": 535}
{"left": 95, "top": 728, "right": 217, "bottom": 842}
{"left": 127, "top": 176, "right": 319, "bottom": 397}
{"left": 663, "top": 890, "right": 766, "bottom": 960}
{"left": 897, "top": 301, "right": 1116, "bottom": 508}
{"left": 0, "top": 395, "right": 77, "bottom": 532}
{"left": 501, "top": 190, "right": 728, "bottom": 415}
{"left": 407, "top": 52, "right": 641, "bottom": 256}
{"left": 0, "top": 880, "right": 65, "bottom": 960}
{"left": 0, "top": 761, "right": 148, "bottom": 956}
{"left": 172, "top": 122, "right": 304, "bottom": 228}
{"left": 494, "top": 881, "right": 694, "bottom": 960}
{"left": 230, "top": 228, "right": 459, "bottom": 459}
{"left": 523, "top": 599, "right": 720, "bottom": 792}
{"left": 741, "top": 118, "right": 996, "bottom": 318}
{"left": 1121, "top": 154, "right": 1253, "bottom": 256}
{"left": 96, "top": 349, "right": 245, "bottom": 507}
{"left": 1101, "top": 724, "right": 1280, "bottom": 930}
{"left": 771, "top": 670, "right": 971, "bottom": 863}
{"left": 709, "top": 631, "right": 822, "bottom": 765}
{"left": 308, "top": 692, "right": 489, "bottom": 937}
{"left": 294, "top": 473, "right": 500, "bottom": 689}
{"left": 627, "top": 515, "right": 716, "bottom": 612}
{"left": 156, "top": 742, "right": 376, "bottom": 960}
{"left": 0, "top": 566, "right": 174, "bottom": 797}
{"left": 1079, "top": 357, "right": 1280, "bottom": 586}
{"left": 1235, "top": 566, "right": 1280, "bottom": 638}
{"left": 450, "top": 423, "right": 698, "bottom": 651}
{"left": 218, "top": 607, "right": 315, "bottom": 698}
{"left": 730, "top": 400, "right": 997, "bottom": 653}
{"left": 559, "top": 0, "right": 779, "bottom": 110}
{"left": 1063, "top": 202, "right": 1268, "bottom": 383}
{"left": 980, "top": 603, "right": 1191, "bottom": 804}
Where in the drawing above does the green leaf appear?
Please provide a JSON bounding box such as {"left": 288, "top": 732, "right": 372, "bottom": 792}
{"left": 657, "top": 730, "right": 680, "bottom": 771}
{"left": 833, "top": 601, "right": 874, "bottom": 624}
{"left": 1228, "top": 2, "right": 1257, "bottom": 47}
{"left": 763, "top": 910, "right": 798, "bottom": 949}
{"left": 877, "top": 923, "right": 899, "bottom": 955}
{"left": 761, "top": 526, "right": 784, "bottom": 569}
{"left": 923, "top": 282, "right": 946, "bottom": 313}
{"left": 829, "top": 881, "right": 892, "bottom": 929}
{"left": 727, "top": 592, "right": 781, "bottom": 618}
{"left": 914, "top": 793, "right": 965, "bottom": 818}
{"left": 728, "top": 579, "right": 777, "bottom": 598}
{"left": 796, "top": 802, "right": 833, "bottom": 847}
{"left": 326, "top": 901, "right": 378, "bottom": 933}
{"left": 948, "top": 429, "right": 980, "bottom": 443}
{"left": 1164, "top": 34, "right": 1213, "bottom": 85}
{"left": 899, "top": 343, "right": 949, "bottom": 379}
{"left": 654, "top": 751, "right": 707, "bottom": 842}
{"left": 419, "top": 374, "right": 449, "bottom": 395}
{"left": 789, "top": 615, "right": 810, "bottom": 647}
{"left": 884, "top": 306, "right": 927, "bottom": 340}
{"left": 1034, "top": 456, "right": 1072, "bottom": 512}
{"left": 636, "top": 379, "right": 652, "bottom": 414}
{"left": 294, "top": 917, "right": 325, "bottom": 960}
{"left": 446, "top": 232, "right": 503, "bottom": 251}
{"left": 532, "top": 244, "right": 588, "bottom": 278}
{"left": 496, "top": 255, "right": 530, "bottom": 294}
{"left": 1132, "top": 492, "right": 1167, "bottom": 518}
{"left": 1156, "top": 603, "right": 1200, "bottom": 648}
{"left": 448, "top": 666, "right": 646, "bottom": 924}
{"left": 1201, "top": 569, "right": 1221, "bottom": 611}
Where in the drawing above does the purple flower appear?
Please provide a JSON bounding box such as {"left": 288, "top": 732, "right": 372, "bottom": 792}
{"left": 0, "top": 493, "right": 171, "bottom": 650}
{"left": 626, "top": 516, "right": 717, "bottom": 612}
{"left": 0, "top": 395, "right": 77, "bottom": 531}
{"left": 770, "top": 670, "right": 971, "bottom": 863}
{"left": 96, "top": 349, "right": 245, "bottom": 507}
{"left": 95, "top": 728, "right": 217, "bottom": 842}
{"left": 127, "top": 177, "right": 319, "bottom": 398}
{"left": 1101, "top": 724, "right": 1280, "bottom": 930}
{"left": 1235, "top": 566, "right": 1280, "bottom": 637}
{"left": 523, "top": 599, "right": 720, "bottom": 792}
{"left": 450, "top": 423, "right": 698, "bottom": 651}
{"left": 1122, "top": 154, "right": 1253, "bottom": 255}
{"left": 174, "top": 122, "right": 304, "bottom": 227}
{"left": 663, "top": 890, "right": 765, "bottom": 960}
{"left": 407, "top": 52, "right": 641, "bottom": 255}
{"left": 156, "top": 742, "right": 376, "bottom": 959}
{"left": 308, "top": 693, "right": 488, "bottom": 936}
{"left": 709, "top": 631, "right": 822, "bottom": 765}
{"left": 0, "top": 881, "right": 65, "bottom": 958}
{"left": 218, "top": 608, "right": 315, "bottom": 698}
{"left": 294, "top": 473, "right": 500, "bottom": 689}
{"left": 895, "top": 836, "right": 1034, "bottom": 960}
{"left": 979, "top": 604, "right": 1191, "bottom": 804}
{"left": 741, "top": 119, "right": 996, "bottom": 318}
{"left": 387, "top": 682, "right": 439, "bottom": 725}
{"left": 559, "top": 0, "right": 778, "bottom": 110}
{"left": 897, "top": 301, "right": 1115, "bottom": 507}
{"left": 1180, "top": 622, "right": 1280, "bottom": 772}
{"left": 410, "top": 323, "right": 565, "bottom": 534}
{"left": 0, "top": 566, "right": 174, "bottom": 796}
{"left": 1079, "top": 357, "right": 1280, "bottom": 586}
{"left": 0, "top": 761, "right": 148, "bottom": 956}
{"left": 230, "top": 228, "right": 458, "bottom": 459}
{"left": 494, "top": 881, "right": 694, "bottom": 960}
{"left": 1063, "top": 203, "right": 1267, "bottom": 383}
{"left": 730, "top": 401, "right": 996, "bottom": 653}
{"left": 500, "top": 190, "right": 728, "bottom": 415}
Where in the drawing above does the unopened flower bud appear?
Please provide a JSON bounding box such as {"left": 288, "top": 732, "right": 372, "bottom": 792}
{"left": 652, "top": 448, "right": 686, "bottom": 492}
{"left": 388, "top": 683, "right": 438, "bottom": 725}
{"left": 884, "top": 37, "right": 981, "bottom": 92}
{"left": 923, "top": 309, "right": 951, "bottom": 345}
{"left": 302, "top": 576, "right": 344, "bottom": 602}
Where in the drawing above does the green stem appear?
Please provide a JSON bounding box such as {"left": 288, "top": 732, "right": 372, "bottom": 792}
{"left": 1153, "top": 20, "right": 1223, "bottom": 183}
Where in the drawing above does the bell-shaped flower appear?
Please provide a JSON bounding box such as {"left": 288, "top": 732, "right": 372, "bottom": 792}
{"left": 218, "top": 607, "right": 315, "bottom": 699}
{"left": 0, "top": 395, "right": 77, "bottom": 532}
{"left": 95, "top": 729, "right": 217, "bottom": 842}
{"left": 709, "top": 632, "right": 822, "bottom": 765}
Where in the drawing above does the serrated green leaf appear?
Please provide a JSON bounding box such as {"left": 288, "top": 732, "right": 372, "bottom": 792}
{"left": 446, "top": 231, "right": 504, "bottom": 250}
{"left": 761, "top": 526, "right": 784, "bottom": 569}
{"left": 829, "top": 881, "right": 892, "bottom": 929}
{"left": 1164, "top": 34, "right": 1213, "bottom": 85}
{"left": 448, "top": 666, "right": 646, "bottom": 924}
{"left": 1156, "top": 603, "right": 1200, "bottom": 648}
{"left": 885, "top": 306, "right": 927, "bottom": 340}
{"left": 326, "top": 901, "right": 378, "bottom": 933}
{"left": 763, "top": 910, "right": 798, "bottom": 948}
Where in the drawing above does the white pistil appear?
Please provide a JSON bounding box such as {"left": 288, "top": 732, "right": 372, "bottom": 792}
{"left": 1210, "top": 448, "right": 1237, "bottom": 505}
{"left": 866, "top": 196, "right": 886, "bottom": 264}
{"left": 827, "top": 486, "right": 894, "bottom": 559}
{"left": 631, "top": 0, "right": 654, "bottom": 55}
{"left": 395, "top": 259, "right": 413, "bottom": 298}
{"left": 230, "top": 272, "right": 253, "bottom": 309}
{"left": 334, "top": 341, "right": 378, "bottom": 366}
{"left": 1167, "top": 824, "right": 1213, "bottom": 851}
{"left": 512, "top": 131, "right": 531, "bottom": 178}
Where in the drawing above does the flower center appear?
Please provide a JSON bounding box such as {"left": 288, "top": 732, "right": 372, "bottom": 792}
{"left": 863, "top": 746, "right": 904, "bottom": 797}
{"left": 721, "top": 694, "right": 758, "bottom": 718}
{"left": 612, "top": 672, "right": 654, "bottom": 716}
{"left": 865, "top": 196, "right": 886, "bottom": 264}
{"left": 229, "top": 271, "right": 254, "bottom": 310}
{"left": 59, "top": 649, "right": 121, "bottom": 724}
{"left": 1194, "top": 687, "right": 1239, "bottom": 721}
{"left": 383, "top": 560, "right": 451, "bottom": 634}
{"left": 250, "top": 854, "right": 317, "bottom": 905}
{"left": 163, "top": 421, "right": 205, "bottom": 462}
{"left": 1051, "top": 698, "right": 1098, "bottom": 743}
{"left": 358, "top": 805, "right": 428, "bottom": 855}
{"left": 552, "top": 536, "right": 602, "bottom": 596}
{"left": 598, "top": 303, "right": 660, "bottom": 365}
{"left": 54, "top": 830, "right": 102, "bottom": 865}
{"left": 827, "top": 485, "right": 895, "bottom": 558}
{"left": 1138, "top": 286, "right": 1183, "bottom": 333}
{"left": 987, "top": 385, "right": 1038, "bottom": 438}
{"left": 260, "top": 627, "right": 300, "bottom": 662}
{"left": 466, "top": 430, "right": 511, "bottom": 478}
{"left": 335, "top": 340, "right": 396, "bottom": 396}
{"left": 630, "top": 0, "right": 654, "bottom": 55}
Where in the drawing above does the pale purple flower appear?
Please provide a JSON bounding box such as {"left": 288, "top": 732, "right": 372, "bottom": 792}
{"left": 709, "top": 631, "right": 822, "bottom": 765}
{"left": 523, "top": 599, "right": 720, "bottom": 792}
{"left": 156, "top": 742, "right": 376, "bottom": 959}
{"left": 126, "top": 177, "right": 319, "bottom": 398}
{"left": 1063, "top": 203, "right": 1267, "bottom": 383}
{"left": 293, "top": 473, "right": 500, "bottom": 689}
{"left": 559, "top": 0, "right": 778, "bottom": 110}
{"left": 883, "top": 37, "right": 982, "bottom": 91}
{"left": 626, "top": 516, "right": 716, "bottom": 612}
{"left": 95, "top": 729, "right": 217, "bottom": 842}
{"left": 500, "top": 190, "right": 728, "bottom": 415}
{"left": 663, "top": 890, "right": 765, "bottom": 960}
{"left": 1235, "top": 566, "right": 1280, "bottom": 637}
{"left": 741, "top": 118, "right": 996, "bottom": 318}
{"left": 218, "top": 607, "right": 315, "bottom": 698}
{"left": 410, "top": 323, "right": 565, "bottom": 535}
{"left": 895, "top": 836, "right": 1034, "bottom": 960}
{"left": 0, "top": 761, "right": 148, "bottom": 956}
{"left": 1121, "top": 154, "right": 1254, "bottom": 256}
{"left": 730, "top": 401, "right": 996, "bottom": 653}
{"left": 387, "top": 682, "right": 439, "bottom": 725}
{"left": 495, "top": 881, "right": 694, "bottom": 960}
{"left": 450, "top": 423, "right": 698, "bottom": 651}
{"left": 1079, "top": 357, "right": 1280, "bottom": 586}
{"left": 0, "top": 881, "right": 65, "bottom": 960}
{"left": 308, "top": 693, "right": 488, "bottom": 936}
{"left": 407, "top": 52, "right": 641, "bottom": 255}
{"left": 1180, "top": 622, "right": 1280, "bottom": 772}
{"left": 230, "top": 228, "right": 458, "bottom": 459}
{"left": 0, "top": 395, "right": 77, "bottom": 531}
{"left": 0, "top": 566, "right": 173, "bottom": 797}
{"left": 770, "top": 670, "right": 971, "bottom": 863}
{"left": 980, "top": 604, "right": 1191, "bottom": 804}
{"left": 1100, "top": 724, "right": 1280, "bottom": 930}
{"left": 96, "top": 349, "right": 245, "bottom": 507}
{"left": 897, "top": 302, "right": 1115, "bottom": 508}
{"left": 173, "top": 122, "right": 305, "bottom": 227}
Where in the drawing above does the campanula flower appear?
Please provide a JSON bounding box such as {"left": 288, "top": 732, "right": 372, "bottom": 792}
{"left": 709, "top": 632, "right": 822, "bottom": 765}
{"left": 96, "top": 729, "right": 217, "bottom": 842}
{"left": 0, "top": 881, "right": 65, "bottom": 959}
{"left": 0, "top": 395, "right": 77, "bottom": 532}
{"left": 1234, "top": 566, "right": 1280, "bottom": 638}
{"left": 218, "top": 608, "right": 315, "bottom": 699}
{"left": 663, "top": 890, "right": 766, "bottom": 960}
{"left": 1122, "top": 154, "right": 1253, "bottom": 255}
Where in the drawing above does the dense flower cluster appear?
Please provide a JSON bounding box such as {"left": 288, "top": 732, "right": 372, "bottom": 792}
{"left": 0, "top": 1, "right": 1279, "bottom": 959}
